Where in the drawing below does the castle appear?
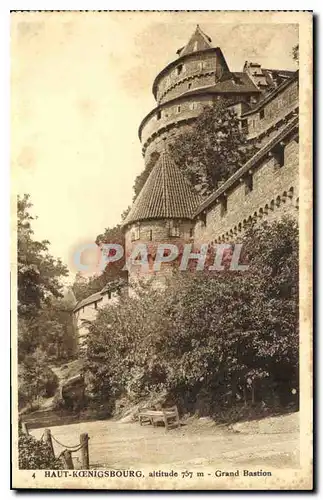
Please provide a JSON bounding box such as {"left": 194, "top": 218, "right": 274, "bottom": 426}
{"left": 74, "top": 25, "right": 299, "bottom": 336}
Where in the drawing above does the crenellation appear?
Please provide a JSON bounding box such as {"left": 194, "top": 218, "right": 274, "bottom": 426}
{"left": 245, "top": 77, "right": 298, "bottom": 141}
{"left": 194, "top": 136, "right": 299, "bottom": 245}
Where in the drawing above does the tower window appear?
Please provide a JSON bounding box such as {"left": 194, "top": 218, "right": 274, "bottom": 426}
{"left": 177, "top": 64, "right": 183, "bottom": 75}
{"left": 189, "top": 227, "right": 194, "bottom": 238}
{"left": 245, "top": 174, "right": 253, "bottom": 195}
{"left": 131, "top": 224, "right": 140, "bottom": 241}
{"left": 193, "top": 41, "right": 198, "bottom": 52}
{"left": 241, "top": 119, "right": 248, "bottom": 133}
{"left": 170, "top": 225, "right": 180, "bottom": 237}
{"left": 149, "top": 229, "right": 153, "bottom": 241}
{"left": 259, "top": 109, "right": 265, "bottom": 120}
{"left": 276, "top": 148, "right": 285, "bottom": 168}
{"left": 221, "top": 197, "right": 228, "bottom": 217}
{"left": 177, "top": 105, "right": 181, "bottom": 113}
{"left": 273, "top": 144, "right": 285, "bottom": 168}
{"left": 156, "top": 110, "right": 161, "bottom": 120}
{"left": 188, "top": 83, "right": 192, "bottom": 90}
{"left": 169, "top": 220, "right": 180, "bottom": 237}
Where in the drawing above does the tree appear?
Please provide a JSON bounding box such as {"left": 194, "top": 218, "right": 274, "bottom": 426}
{"left": 292, "top": 44, "right": 299, "bottom": 64}
{"left": 18, "top": 348, "right": 59, "bottom": 409}
{"left": 121, "top": 205, "right": 131, "bottom": 222}
{"left": 84, "top": 217, "right": 299, "bottom": 418}
{"left": 18, "top": 429, "right": 63, "bottom": 469}
{"left": 17, "top": 194, "right": 68, "bottom": 318}
{"left": 168, "top": 101, "right": 258, "bottom": 195}
{"left": 132, "top": 151, "right": 160, "bottom": 200}
{"left": 17, "top": 195, "right": 72, "bottom": 408}
{"left": 72, "top": 272, "right": 101, "bottom": 302}
{"left": 83, "top": 283, "right": 168, "bottom": 406}
{"left": 95, "top": 224, "right": 127, "bottom": 283}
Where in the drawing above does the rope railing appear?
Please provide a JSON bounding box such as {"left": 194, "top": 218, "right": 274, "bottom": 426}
{"left": 42, "top": 428, "right": 90, "bottom": 470}
{"left": 19, "top": 422, "right": 89, "bottom": 469}
{"left": 51, "top": 433, "right": 87, "bottom": 452}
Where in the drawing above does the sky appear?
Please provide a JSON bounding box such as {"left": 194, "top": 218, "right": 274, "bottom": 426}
{"left": 11, "top": 11, "right": 298, "bottom": 278}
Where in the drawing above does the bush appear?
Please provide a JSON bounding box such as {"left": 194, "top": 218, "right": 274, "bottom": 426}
{"left": 18, "top": 351, "right": 59, "bottom": 409}
{"left": 18, "top": 431, "right": 63, "bottom": 469}
{"left": 84, "top": 218, "right": 299, "bottom": 420}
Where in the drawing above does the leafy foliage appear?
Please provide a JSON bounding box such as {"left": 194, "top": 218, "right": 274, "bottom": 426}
{"left": 84, "top": 218, "right": 299, "bottom": 417}
{"left": 132, "top": 151, "right": 160, "bottom": 200}
{"left": 18, "top": 350, "right": 59, "bottom": 409}
{"left": 72, "top": 272, "right": 103, "bottom": 302}
{"left": 292, "top": 44, "right": 299, "bottom": 64}
{"left": 18, "top": 194, "right": 68, "bottom": 318}
{"left": 17, "top": 195, "right": 73, "bottom": 409}
{"left": 18, "top": 430, "right": 63, "bottom": 469}
{"left": 168, "top": 101, "right": 258, "bottom": 195}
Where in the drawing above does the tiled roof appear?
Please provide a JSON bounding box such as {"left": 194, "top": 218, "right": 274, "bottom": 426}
{"left": 73, "top": 279, "right": 127, "bottom": 313}
{"left": 74, "top": 291, "right": 103, "bottom": 312}
{"left": 100, "top": 278, "right": 126, "bottom": 294}
{"left": 123, "top": 150, "right": 202, "bottom": 227}
{"left": 194, "top": 116, "right": 298, "bottom": 217}
{"left": 140, "top": 74, "right": 260, "bottom": 140}
{"left": 242, "top": 71, "right": 298, "bottom": 117}
{"left": 262, "top": 68, "right": 296, "bottom": 83}
{"left": 185, "top": 72, "right": 261, "bottom": 96}
{"left": 179, "top": 25, "right": 213, "bottom": 57}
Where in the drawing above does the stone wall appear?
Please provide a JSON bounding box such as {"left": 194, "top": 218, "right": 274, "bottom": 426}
{"left": 140, "top": 95, "right": 214, "bottom": 157}
{"left": 74, "top": 291, "right": 120, "bottom": 345}
{"left": 159, "top": 71, "right": 217, "bottom": 104}
{"left": 155, "top": 52, "right": 220, "bottom": 103}
{"left": 194, "top": 135, "right": 299, "bottom": 245}
{"left": 125, "top": 219, "right": 194, "bottom": 281}
{"left": 143, "top": 123, "right": 192, "bottom": 162}
{"left": 244, "top": 78, "right": 298, "bottom": 142}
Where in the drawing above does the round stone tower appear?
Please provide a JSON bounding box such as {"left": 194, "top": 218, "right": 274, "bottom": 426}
{"left": 139, "top": 25, "right": 261, "bottom": 163}
{"left": 122, "top": 148, "right": 201, "bottom": 285}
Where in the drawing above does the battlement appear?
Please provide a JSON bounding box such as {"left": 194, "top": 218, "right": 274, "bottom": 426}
{"left": 194, "top": 117, "right": 299, "bottom": 245}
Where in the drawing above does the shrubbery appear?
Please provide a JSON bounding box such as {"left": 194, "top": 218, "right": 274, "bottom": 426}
{"left": 17, "top": 195, "right": 74, "bottom": 410}
{"left": 18, "top": 431, "right": 63, "bottom": 469}
{"left": 18, "top": 350, "right": 59, "bottom": 409}
{"left": 84, "top": 218, "right": 299, "bottom": 419}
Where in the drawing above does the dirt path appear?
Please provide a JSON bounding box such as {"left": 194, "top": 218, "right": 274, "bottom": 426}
{"left": 30, "top": 413, "right": 299, "bottom": 470}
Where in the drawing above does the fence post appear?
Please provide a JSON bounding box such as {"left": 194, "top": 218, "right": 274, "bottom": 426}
{"left": 243, "top": 385, "right": 247, "bottom": 406}
{"left": 44, "top": 429, "right": 55, "bottom": 458}
{"left": 62, "top": 450, "right": 74, "bottom": 470}
{"left": 21, "top": 421, "right": 29, "bottom": 435}
{"left": 80, "top": 433, "right": 89, "bottom": 469}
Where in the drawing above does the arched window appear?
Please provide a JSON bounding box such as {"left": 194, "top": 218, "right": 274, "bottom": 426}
{"left": 177, "top": 64, "right": 183, "bottom": 75}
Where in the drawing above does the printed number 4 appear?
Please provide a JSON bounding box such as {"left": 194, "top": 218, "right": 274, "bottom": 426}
{"left": 32, "top": 473, "right": 35, "bottom": 479}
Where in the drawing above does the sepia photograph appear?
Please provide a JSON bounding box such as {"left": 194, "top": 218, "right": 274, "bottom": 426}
{"left": 11, "top": 10, "right": 312, "bottom": 490}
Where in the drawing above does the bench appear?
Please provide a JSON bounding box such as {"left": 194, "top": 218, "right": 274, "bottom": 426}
{"left": 138, "top": 405, "right": 180, "bottom": 430}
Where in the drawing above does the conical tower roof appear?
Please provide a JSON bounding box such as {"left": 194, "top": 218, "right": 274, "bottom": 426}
{"left": 178, "top": 25, "right": 213, "bottom": 57}
{"left": 123, "top": 150, "right": 202, "bottom": 227}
